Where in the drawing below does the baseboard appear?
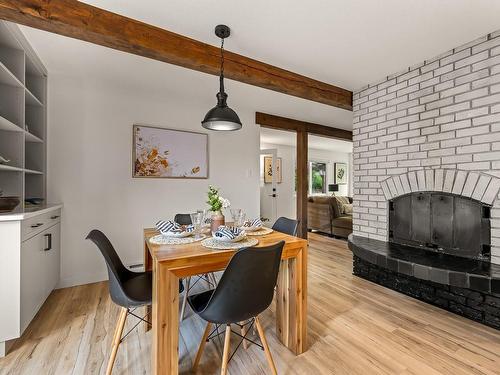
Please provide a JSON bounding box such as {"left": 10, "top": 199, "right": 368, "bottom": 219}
{"left": 56, "top": 259, "right": 145, "bottom": 289}
{"left": 56, "top": 271, "right": 108, "bottom": 289}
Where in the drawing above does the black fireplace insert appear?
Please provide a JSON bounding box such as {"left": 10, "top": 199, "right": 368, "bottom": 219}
{"left": 389, "top": 192, "right": 491, "bottom": 261}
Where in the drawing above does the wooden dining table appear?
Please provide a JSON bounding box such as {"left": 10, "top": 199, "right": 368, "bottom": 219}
{"left": 143, "top": 227, "right": 308, "bottom": 374}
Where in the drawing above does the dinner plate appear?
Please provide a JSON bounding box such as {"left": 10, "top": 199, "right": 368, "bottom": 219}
{"left": 161, "top": 231, "right": 192, "bottom": 238}
{"left": 240, "top": 225, "right": 262, "bottom": 232}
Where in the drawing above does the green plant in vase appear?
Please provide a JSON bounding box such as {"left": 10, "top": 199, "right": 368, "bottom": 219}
{"left": 207, "top": 186, "right": 230, "bottom": 232}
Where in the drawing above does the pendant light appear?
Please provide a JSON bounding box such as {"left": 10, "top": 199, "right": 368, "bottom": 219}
{"left": 202, "top": 25, "right": 242, "bottom": 131}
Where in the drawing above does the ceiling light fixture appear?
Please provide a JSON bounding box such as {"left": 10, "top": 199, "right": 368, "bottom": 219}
{"left": 201, "top": 25, "right": 242, "bottom": 131}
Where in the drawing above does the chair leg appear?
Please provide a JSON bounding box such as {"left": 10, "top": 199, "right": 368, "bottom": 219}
{"left": 220, "top": 324, "right": 231, "bottom": 375}
{"left": 180, "top": 277, "right": 191, "bottom": 322}
{"left": 192, "top": 322, "right": 212, "bottom": 371}
{"left": 106, "top": 307, "right": 128, "bottom": 375}
{"left": 255, "top": 317, "right": 277, "bottom": 375}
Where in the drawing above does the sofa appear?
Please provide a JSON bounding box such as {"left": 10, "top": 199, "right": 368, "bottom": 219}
{"left": 307, "top": 195, "right": 353, "bottom": 238}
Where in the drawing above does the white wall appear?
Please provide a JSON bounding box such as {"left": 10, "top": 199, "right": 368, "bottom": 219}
{"left": 260, "top": 142, "right": 352, "bottom": 221}
{"left": 48, "top": 74, "right": 260, "bottom": 288}
{"left": 260, "top": 144, "right": 297, "bottom": 221}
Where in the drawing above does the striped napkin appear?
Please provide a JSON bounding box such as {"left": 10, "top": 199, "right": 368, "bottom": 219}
{"left": 214, "top": 226, "right": 242, "bottom": 240}
{"left": 156, "top": 220, "right": 194, "bottom": 234}
{"left": 243, "top": 218, "right": 263, "bottom": 228}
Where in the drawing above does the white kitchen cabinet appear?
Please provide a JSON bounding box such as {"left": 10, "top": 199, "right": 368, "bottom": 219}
{"left": 0, "top": 205, "right": 62, "bottom": 357}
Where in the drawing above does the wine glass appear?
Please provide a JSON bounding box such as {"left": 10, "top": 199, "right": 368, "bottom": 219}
{"left": 190, "top": 212, "right": 203, "bottom": 239}
{"left": 236, "top": 211, "right": 246, "bottom": 227}
{"left": 230, "top": 208, "right": 242, "bottom": 226}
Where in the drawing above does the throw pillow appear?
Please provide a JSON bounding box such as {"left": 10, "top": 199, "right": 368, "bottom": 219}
{"left": 343, "top": 203, "right": 353, "bottom": 214}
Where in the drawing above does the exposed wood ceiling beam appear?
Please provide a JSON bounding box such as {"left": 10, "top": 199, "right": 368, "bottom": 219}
{"left": 0, "top": 0, "right": 353, "bottom": 110}
{"left": 255, "top": 112, "right": 352, "bottom": 141}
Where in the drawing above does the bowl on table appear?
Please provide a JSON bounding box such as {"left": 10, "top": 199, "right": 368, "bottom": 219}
{"left": 156, "top": 220, "right": 194, "bottom": 238}
{"left": 0, "top": 196, "right": 20, "bottom": 213}
{"left": 241, "top": 218, "right": 263, "bottom": 232}
{"left": 213, "top": 226, "right": 246, "bottom": 243}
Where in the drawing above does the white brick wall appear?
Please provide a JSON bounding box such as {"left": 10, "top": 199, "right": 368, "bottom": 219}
{"left": 353, "top": 31, "right": 500, "bottom": 265}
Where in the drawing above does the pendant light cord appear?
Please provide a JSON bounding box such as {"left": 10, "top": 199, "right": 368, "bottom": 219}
{"left": 219, "top": 37, "right": 226, "bottom": 96}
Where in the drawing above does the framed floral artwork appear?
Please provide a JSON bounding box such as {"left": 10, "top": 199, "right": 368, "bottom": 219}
{"left": 133, "top": 125, "right": 208, "bottom": 178}
{"left": 334, "top": 162, "right": 347, "bottom": 184}
{"left": 264, "top": 156, "right": 282, "bottom": 184}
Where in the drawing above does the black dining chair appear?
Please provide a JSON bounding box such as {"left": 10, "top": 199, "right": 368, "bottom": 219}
{"left": 86, "top": 229, "right": 183, "bottom": 375}
{"left": 174, "top": 213, "right": 192, "bottom": 226}
{"left": 272, "top": 216, "right": 299, "bottom": 236}
{"left": 174, "top": 213, "right": 217, "bottom": 322}
{"left": 188, "top": 241, "right": 285, "bottom": 375}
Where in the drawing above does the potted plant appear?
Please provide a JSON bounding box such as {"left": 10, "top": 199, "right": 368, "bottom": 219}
{"left": 207, "top": 186, "right": 230, "bottom": 232}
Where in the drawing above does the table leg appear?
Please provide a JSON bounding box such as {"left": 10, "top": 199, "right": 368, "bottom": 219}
{"left": 275, "top": 245, "right": 307, "bottom": 354}
{"left": 152, "top": 260, "right": 179, "bottom": 375}
{"left": 144, "top": 239, "right": 153, "bottom": 332}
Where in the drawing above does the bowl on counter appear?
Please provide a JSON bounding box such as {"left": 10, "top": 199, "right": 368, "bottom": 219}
{"left": 0, "top": 196, "right": 20, "bottom": 213}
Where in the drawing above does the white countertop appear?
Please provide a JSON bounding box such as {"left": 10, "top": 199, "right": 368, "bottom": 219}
{"left": 0, "top": 204, "right": 63, "bottom": 222}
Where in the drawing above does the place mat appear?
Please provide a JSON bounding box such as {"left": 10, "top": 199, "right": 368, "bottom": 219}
{"left": 201, "top": 237, "right": 258, "bottom": 250}
{"left": 149, "top": 234, "right": 206, "bottom": 245}
{"left": 246, "top": 227, "right": 273, "bottom": 236}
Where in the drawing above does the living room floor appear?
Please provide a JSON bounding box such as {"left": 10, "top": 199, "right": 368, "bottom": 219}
{"left": 1, "top": 233, "right": 499, "bottom": 375}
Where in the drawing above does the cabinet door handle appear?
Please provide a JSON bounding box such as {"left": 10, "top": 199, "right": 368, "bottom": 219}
{"left": 31, "top": 223, "right": 43, "bottom": 228}
{"left": 51, "top": 215, "right": 60, "bottom": 219}
{"left": 44, "top": 233, "right": 52, "bottom": 251}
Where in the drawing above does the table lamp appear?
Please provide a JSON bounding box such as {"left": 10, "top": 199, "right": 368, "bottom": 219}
{"left": 328, "top": 184, "right": 339, "bottom": 196}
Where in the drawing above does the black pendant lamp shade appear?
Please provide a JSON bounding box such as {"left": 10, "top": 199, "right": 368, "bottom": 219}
{"left": 202, "top": 25, "right": 242, "bottom": 131}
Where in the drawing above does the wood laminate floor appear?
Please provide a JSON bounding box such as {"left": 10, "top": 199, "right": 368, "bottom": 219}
{"left": 1, "top": 233, "right": 499, "bottom": 374}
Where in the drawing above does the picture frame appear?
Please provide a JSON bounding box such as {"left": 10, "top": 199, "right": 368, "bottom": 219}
{"left": 133, "top": 124, "right": 208, "bottom": 179}
{"left": 264, "top": 156, "right": 282, "bottom": 184}
{"left": 334, "top": 162, "right": 347, "bottom": 185}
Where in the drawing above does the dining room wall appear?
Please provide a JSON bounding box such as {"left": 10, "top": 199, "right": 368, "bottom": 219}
{"left": 48, "top": 74, "right": 261, "bottom": 288}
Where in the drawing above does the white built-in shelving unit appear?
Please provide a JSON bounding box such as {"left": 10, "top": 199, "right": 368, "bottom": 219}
{"left": 0, "top": 21, "right": 47, "bottom": 208}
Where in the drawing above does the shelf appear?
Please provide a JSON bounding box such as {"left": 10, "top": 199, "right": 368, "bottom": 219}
{"left": 25, "top": 88, "right": 43, "bottom": 107}
{"left": 0, "top": 164, "right": 23, "bottom": 172}
{"left": 24, "top": 168, "right": 43, "bottom": 175}
{"left": 0, "top": 61, "right": 23, "bottom": 88}
{"left": 0, "top": 115, "right": 23, "bottom": 132}
{"left": 24, "top": 131, "right": 43, "bottom": 143}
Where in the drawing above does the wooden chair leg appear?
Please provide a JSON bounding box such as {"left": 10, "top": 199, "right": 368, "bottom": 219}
{"left": 106, "top": 307, "right": 128, "bottom": 375}
{"left": 192, "top": 322, "right": 212, "bottom": 371}
{"left": 220, "top": 324, "right": 231, "bottom": 375}
{"left": 255, "top": 317, "right": 277, "bottom": 375}
{"left": 180, "top": 277, "right": 191, "bottom": 322}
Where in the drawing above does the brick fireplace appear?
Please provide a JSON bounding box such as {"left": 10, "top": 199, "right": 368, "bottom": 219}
{"left": 350, "top": 30, "right": 500, "bottom": 328}
{"left": 352, "top": 30, "right": 500, "bottom": 265}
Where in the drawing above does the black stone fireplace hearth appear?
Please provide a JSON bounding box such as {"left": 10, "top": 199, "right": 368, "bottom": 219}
{"left": 348, "top": 235, "right": 500, "bottom": 329}
{"left": 348, "top": 191, "right": 500, "bottom": 329}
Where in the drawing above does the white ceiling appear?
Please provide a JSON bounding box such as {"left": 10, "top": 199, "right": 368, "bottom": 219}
{"left": 260, "top": 127, "right": 353, "bottom": 153}
{"left": 19, "top": 0, "right": 500, "bottom": 130}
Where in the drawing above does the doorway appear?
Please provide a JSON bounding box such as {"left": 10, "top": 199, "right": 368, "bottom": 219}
{"left": 259, "top": 128, "right": 297, "bottom": 227}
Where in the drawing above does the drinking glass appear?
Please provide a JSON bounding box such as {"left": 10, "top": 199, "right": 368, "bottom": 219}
{"left": 237, "top": 212, "right": 246, "bottom": 227}
{"left": 190, "top": 212, "right": 203, "bottom": 239}
{"left": 230, "top": 208, "right": 242, "bottom": 226}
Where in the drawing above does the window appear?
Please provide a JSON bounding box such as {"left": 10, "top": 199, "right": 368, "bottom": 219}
{"left": 309, "top": 161, "right": 327, "bottom": 194}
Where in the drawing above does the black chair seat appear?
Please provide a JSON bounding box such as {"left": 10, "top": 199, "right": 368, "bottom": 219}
{"left": 188, "top": 242, "right": 285, "bottom": 324}
{"left": 121, "top": 272, "right": 153, "bottom": 306}
{"left": 122, "top": 272, "right": 185, "bottom": 307}
{"left": 188, "top": 289, "right": 214, "bottom": 314}
{"left": 86, "top": 229, "right": 184, "bottom": 309}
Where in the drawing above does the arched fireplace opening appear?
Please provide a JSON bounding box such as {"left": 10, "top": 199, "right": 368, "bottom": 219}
{"left": 389, "top": 192, "right": 491, "bottom": 261}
